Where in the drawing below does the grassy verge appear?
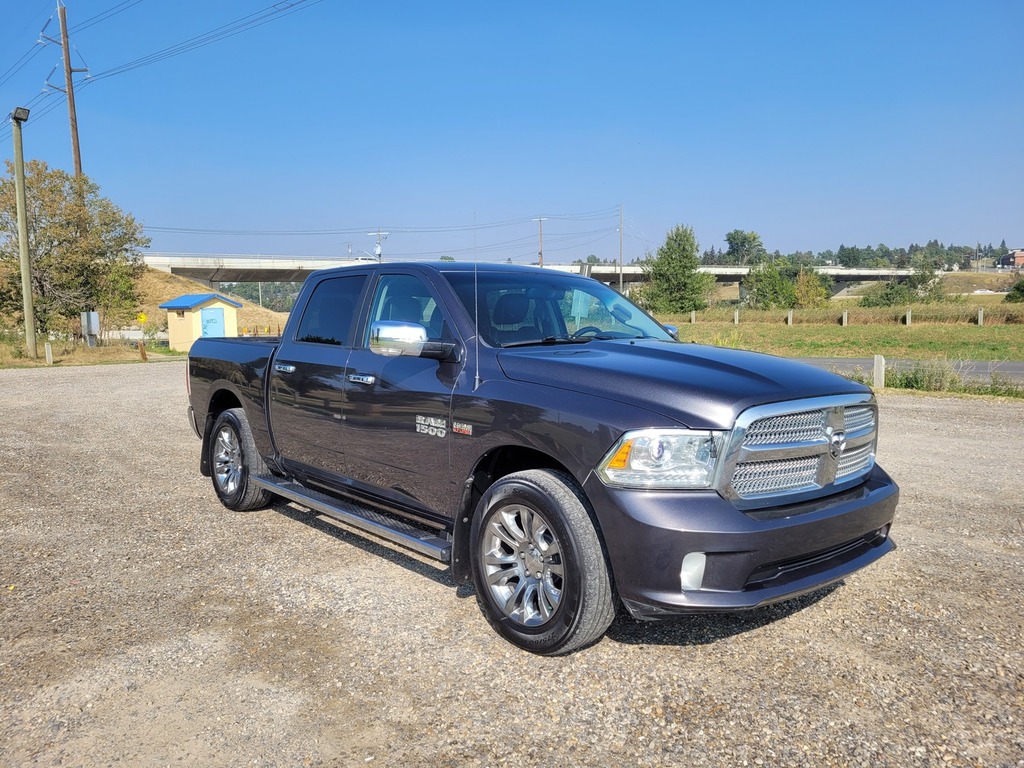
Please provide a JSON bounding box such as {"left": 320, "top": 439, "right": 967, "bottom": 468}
{"left": 668, "top": 299, "right": 1023, "bottom": 326}
{"left": 666, "top": 321, "right": 1024, "bottom": 361}
{"left": 0, "top": 336, "right": 184, "bottom": 368}
{"left": 839, "top": 358, "right": 1023, "bottom": 399}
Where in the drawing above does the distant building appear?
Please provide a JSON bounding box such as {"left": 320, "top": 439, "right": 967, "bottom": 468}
{"left": 159, "top": 293, "right": 242, "bottom": 352}
{"left": 997, "top": 249, "right": 1024, "bottom": 268}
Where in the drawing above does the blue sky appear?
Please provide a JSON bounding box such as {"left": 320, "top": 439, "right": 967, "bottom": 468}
{"left": 1, "top": 0, "right": 1021, "bottom": 264}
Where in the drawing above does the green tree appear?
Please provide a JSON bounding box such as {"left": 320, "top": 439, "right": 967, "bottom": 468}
{"left": 637, "top": 225, "right": 716, "bottom": 313}
{"left": 836, "top": 244, "right": 864, "bottom": 268}
{"left": 223, "top": 281, "right": 302, "bottom": 312}
{"left": 1004, "top": 278, "right": 1024, "bottom": 303}
{"left": 723, "top": 229, "right": 766, "bottom": 265}
{"left": 0, "top": 160, "right": 149, "bottom": 333}
{"left": 742, "top": 260, "right": 796, "bottom": 309}
{"left": 701, "top": 245, "right": 721, "bottom": 264}
{"left": 793, "top": 269, "right": 830, "bottom": 308}
{"left": 860, "top": 257, "right": 946, "bottom": 307}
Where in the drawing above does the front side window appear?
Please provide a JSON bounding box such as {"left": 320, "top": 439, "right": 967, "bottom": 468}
{"left": 443, "top": 270, "right": 673, "bottom": 347}
{"left": 366, "top": 274, "right": 447, "bottom": 342}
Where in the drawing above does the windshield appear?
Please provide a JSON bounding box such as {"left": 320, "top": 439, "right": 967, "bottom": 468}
{"left": 443, "top": 269, "right": 674, "bottom": 348}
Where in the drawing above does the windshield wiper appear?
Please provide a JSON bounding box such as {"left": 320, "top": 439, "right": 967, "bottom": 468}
{"left": 501, "top": 336, "right": 593, "bottom": 348}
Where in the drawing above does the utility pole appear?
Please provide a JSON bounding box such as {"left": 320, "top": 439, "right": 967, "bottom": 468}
{"left": 532, "top": 217, "right": 547, "bottom": 267}
{"left": 58, "top": 4, "right": 82, "bottom": 177}
{"left": 11, "top": 108, "right": 37, "bottom": 358}
{"left": 42, "top": 3, "right": 86, "bottom": 177}
{"left": 366, "top": 229, "right": 389, "bottom": 262}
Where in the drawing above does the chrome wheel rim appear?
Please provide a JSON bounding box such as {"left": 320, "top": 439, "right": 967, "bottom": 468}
{"left": 213, "top": 425, "right": 242, "bottom": 496}
{"left": 481, "top": 504, "right": 564, "bottom": 627}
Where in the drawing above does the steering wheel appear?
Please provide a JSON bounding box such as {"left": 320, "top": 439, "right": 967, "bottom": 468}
{"left": 571, "top": 326, "right": 602, "bottom": 338}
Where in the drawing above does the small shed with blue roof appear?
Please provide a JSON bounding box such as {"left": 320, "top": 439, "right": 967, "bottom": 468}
{"left": 158, "top": 293, "right": 242, "bottom": 352}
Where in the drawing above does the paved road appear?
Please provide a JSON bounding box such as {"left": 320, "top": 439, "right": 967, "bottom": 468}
{"left": 799, "top": 356, "right": 1024, "bottom": 383}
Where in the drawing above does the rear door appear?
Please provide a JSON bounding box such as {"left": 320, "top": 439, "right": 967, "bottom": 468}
{"left": 268, "top": 271, "right": 369, "bottom": 477}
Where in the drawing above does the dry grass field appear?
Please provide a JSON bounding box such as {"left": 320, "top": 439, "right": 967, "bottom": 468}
{"left": 0, "top": 268, "right": 291, "bottom": 368}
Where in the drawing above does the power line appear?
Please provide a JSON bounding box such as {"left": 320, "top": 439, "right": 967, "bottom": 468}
{"left": 0, "top": 40, "right": 47, "bottom": 90}
{"left": 142, "top": 218, "right": 621, "bottom": 264}
{"left": 84, "top": 0, "right": 325, "bottom": 83}
{"left": 68, "top": 0, "right": 147, "bottom": 34}
{"left": 142, "top": 210, "right": 620, "bottom": 238}
{"left": 0, "top": 0, "right": 324, "bottom": 143}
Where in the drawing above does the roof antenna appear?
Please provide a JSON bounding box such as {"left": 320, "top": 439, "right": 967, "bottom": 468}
{"left": 473, "top": 212, "right": 481, "bottom": 390}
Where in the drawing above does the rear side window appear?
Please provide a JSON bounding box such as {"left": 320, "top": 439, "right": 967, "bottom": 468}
{"left": 295, "top": 275, "right": 366, "bottom": 345}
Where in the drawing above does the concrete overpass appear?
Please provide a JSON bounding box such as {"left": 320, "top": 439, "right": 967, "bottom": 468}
{"left": 142, "top": 252, "right": 913, "bottom": 290}
{"left": 562, "top": 264, "right": 914, "bottom": 290}
{"left": 142, "top": 253, "right": 377, "bottom": 284}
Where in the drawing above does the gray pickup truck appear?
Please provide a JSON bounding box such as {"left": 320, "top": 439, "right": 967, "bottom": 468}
{"left": 187, "top": 261, "right": 898, "bottom": 654}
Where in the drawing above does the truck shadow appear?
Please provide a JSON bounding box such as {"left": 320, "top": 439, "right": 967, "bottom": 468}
{"left": 272, "top": 500, "right": 842, "bottom": 649}
{"left": 603, "top": 583, "right": 842, "bottom": 647}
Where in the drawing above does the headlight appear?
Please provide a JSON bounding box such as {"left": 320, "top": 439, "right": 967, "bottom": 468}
{"left": 596, "top": 429, "right": 724, "bottom": 489}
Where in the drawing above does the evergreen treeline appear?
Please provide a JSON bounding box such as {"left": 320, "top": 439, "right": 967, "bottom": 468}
{"left": 222, "top": 281, "right": 302, "bottom": 313}
{"left": 700, "top": 230, "right": 1011, "bottom": 271}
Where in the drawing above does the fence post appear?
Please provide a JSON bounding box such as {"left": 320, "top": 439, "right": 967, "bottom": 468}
{"left": 733, "top": 309, "right": 739, "bottom": 325}
{"left": 787, "top": 310, "right": 793, "bottom": 326}
{"left": 45, "top": 342, "right": 53, "bottom": 365}
{"left": 905, "top": 308, "right": 912, "bottom": 326}
{"left": 842, "top": 309, "right": 848, "bottom": 327}
{"left": 978, "top": 307, "right": 984, "bottom": 326}
{"left": 690, "top": 310, "right": 696, "bottom": 324}
{"left": 873, "top": 355, "right": 886, "bottom": 389}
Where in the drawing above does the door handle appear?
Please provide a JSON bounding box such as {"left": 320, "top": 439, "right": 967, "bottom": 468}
{"left": 274, "top": 363, "right": 296, "bottom": 374}
{"left": 348, "top": 374, "right": 376, "bottom": 385}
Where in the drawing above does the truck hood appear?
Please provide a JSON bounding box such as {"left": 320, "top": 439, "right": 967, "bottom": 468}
{"left": 495, "top": 340, "right": 870, "bottom": 430}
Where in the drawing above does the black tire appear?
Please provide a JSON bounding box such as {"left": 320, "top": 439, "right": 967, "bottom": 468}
{"left": 470, "top": 469, "right": 615, "bottom": 655}
{"left": 208, "top": 407, "right": 272, "bottom": 511}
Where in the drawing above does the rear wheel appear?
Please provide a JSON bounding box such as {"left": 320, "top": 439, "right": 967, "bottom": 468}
{"left": 471, "top": 469, "right": 614, "bottom": 655}
{"left": 209, "top": 408, "right": 272, "bottom": 511}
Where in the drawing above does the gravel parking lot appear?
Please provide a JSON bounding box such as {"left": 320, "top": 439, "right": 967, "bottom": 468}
{"left": 1, "top": 361, "right": 1021, "bottom": 767}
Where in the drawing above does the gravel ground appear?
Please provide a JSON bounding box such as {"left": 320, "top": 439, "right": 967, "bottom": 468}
{"left": 0, "top": 361, "right": 1021, "bottom": 767}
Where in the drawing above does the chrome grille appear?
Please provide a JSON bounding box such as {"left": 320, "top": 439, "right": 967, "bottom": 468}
{"left": 731, "top": 456, "right": 819, "bottom": 496}
{"left": 843, "top": 406, "right": 875, "bottom": 433}
{"left": 720, "top": 395, "right": 878, "bottom": 510}
{"left": 742, "top": 410, "right": 826, "bottom": 445}
{"left": 837, "top": 443, "right": 874, "bottom": 479}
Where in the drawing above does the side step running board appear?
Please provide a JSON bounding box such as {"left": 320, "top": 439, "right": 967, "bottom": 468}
{"left": 253, "top": 476, "right": 452, "bottom": 562}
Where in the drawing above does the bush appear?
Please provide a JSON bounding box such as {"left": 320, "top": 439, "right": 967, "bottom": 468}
{"left": 1005, "top": 278, "right": 1024, "bottom": 303}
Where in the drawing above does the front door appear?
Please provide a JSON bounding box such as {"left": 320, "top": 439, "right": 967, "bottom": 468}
{"left": 342, "top": 272, "right": 463, "bottom": 515}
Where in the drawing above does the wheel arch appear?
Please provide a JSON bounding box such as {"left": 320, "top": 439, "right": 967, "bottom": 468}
{"left": 199, "top": 386, "right": 244, "bottom": 477}
{"left": 451, "top": 445, "right": 603, "bottom": 585}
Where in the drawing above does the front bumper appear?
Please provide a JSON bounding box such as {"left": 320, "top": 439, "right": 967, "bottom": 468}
{"left": 583, "top": 465, "right": 898, "bottom": 620}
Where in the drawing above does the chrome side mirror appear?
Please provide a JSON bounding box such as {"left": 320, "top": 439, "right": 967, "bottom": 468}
{"left": 369, "top": 321, "right": 459, "bottom": 361}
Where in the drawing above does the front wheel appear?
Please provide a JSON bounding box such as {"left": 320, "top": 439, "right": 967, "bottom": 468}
{"left": 471, "top": 469, "right": 615, "bottom": 655}
{"left": 208, "top": 407, "right": 272, "bottom": 511}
